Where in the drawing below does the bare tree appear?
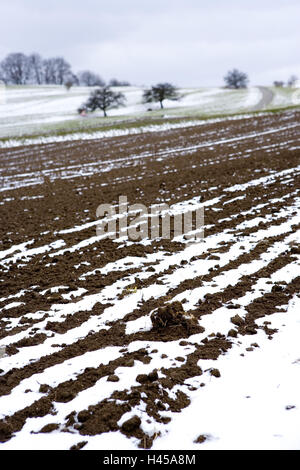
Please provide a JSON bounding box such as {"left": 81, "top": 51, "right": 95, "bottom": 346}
{"left": 78, "top": 70, "right": 105, "bottom": 87}
{"left": 43, "top": 58, "right": 57, "bottom": 84}
{"left": 0, "top": 53, "right": 29, "bottom": 84}
{"left": 42, "top": 57, "right": 72, "bottom": 84}
{"left": 0, "top": 70, "right": 5, "bottom": 84}
{"left": 28, "top": 53, "right": 43, "bottom": 84}
{"left": 109, "top": 78, "right": 130, "bottom": 87}
{"left": 70, "top": 72, "right": 79, "bottom": 86}
{"left": 55, "top": 57, "right": 72, "bottom": 85}
{"left": 142, "top": 83, "right": 180, "bottom": 109}
{"left": 224, "top": 69, "right": 249, "bottom": 89}
{"left": 0, "top": 52, "right": 79, "bottom": 86}
{"left": 287, "top": 75, "right": 298, "bottom": 87}
{"left": 81, "top": 86, "right": 126, "bottom": 117}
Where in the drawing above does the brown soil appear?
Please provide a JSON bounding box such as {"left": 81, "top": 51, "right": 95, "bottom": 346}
{"left": 0, "top": 109, "right": 299, "bottom": 448}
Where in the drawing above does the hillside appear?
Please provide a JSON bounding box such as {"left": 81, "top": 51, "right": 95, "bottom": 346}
{"left": 0, "top": 84, "right": 298, "bottom": 141}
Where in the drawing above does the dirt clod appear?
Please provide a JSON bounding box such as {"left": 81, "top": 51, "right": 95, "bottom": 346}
{"left": 230, "top": 314, "right": 244, "bottom": 326}
{"left": 70, "top": 441, "right": 88, "bottom": 450}
{"left": 150, "top": 301, "right": 196, "bottom": 330}
{"left": 107, "top": 374, "right": 120, "bottom": 382}
{"left": 121, "top": 415, "right": 141, "bottom": 433}
{"left": 210, "top": 368, "right": 221, "bottom": 378}
{"left": 39, "top": 423, "right": 59, "bottom": 433}
{"left": 228, "top": 329, "right": 238, "bottom": 337}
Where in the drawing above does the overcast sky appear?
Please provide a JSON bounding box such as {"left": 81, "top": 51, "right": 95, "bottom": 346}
{"left": 0, "top": 0, "right": 299, "bottom": 87}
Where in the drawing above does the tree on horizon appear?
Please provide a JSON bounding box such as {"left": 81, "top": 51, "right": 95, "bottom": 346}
{"left": 142, "top": 82, "right": 180, "bottom": 109}
{"left": 80, "top": 86, "right": 126, "bottom": 117}
{"left": 224, "top": 69, "right": 249, "bottom": 89}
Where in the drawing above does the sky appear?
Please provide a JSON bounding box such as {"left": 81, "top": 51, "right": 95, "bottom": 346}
{"left": 0, "top": 0, "right": 299, "bottom": 87}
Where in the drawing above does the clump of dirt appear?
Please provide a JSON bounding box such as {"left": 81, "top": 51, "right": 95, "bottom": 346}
{"left": 39, "top": 384, "right": 52, "bottom": 394}
{"left": 136, "top": 369, "right": 159, "bottom": 384}
{"left": 121, "top": 415, "right": 141, "bottom": 433}
{"left": 195, "top": 434, "right": 207, "bottom": 444}
{"left": 70, "top": 441, "right": 88, "bottom": 450}
{"left": 210, "top": 368, "right": 221, "bottom": 378}
{"left": 228, "top": 328, "right": 238, "bottom": 337}
{"left": 39, "top": 423, "right": 59, "bottom": 433}
{"left": 230, "top": 314, "right": 244, "bottom": 326}
{"left": 77, "top": 401, "right": 131, "bottom": 435}
{"left": 175, "top": 356, "right": 185, "bottom": 362}
{"left": 107, "top": 374, "right": 119, "bottom": 382}
{"left": 150, "top": 301, "right": 197, "bottom": 331}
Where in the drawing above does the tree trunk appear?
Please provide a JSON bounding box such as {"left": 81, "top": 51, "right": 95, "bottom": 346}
{"left": 103, "top": 109, "right": 107, "bottom": 117}
{"left": 160, "top": 101, "right": 164, "bottom": 109}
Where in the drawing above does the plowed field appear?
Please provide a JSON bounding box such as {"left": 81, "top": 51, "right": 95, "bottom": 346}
{"left": 0, "top": 110, "right": 300, "bottom": 450}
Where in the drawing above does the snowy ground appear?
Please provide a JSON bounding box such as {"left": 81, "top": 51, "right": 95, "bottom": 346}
{"left": 154, "top": 296, "right": 300, "bottom": 451}
{"left": 0, "top": 84, "right": 298, "bottom": 141}
{"left": 2, "top": 296, "right": 300, "bottom": 451}
{"left": 0, "top": 105, "right": 299, "bottom": 451}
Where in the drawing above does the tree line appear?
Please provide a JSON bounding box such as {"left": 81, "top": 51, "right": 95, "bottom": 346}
{"left": 273, "top": 75, "right": 298, "bottom": 88}
{"left": 0, "top": 52, "right": 130, "bottom": 87}
{"left": 1, "top": 54, "right": 297, "bottom": 91}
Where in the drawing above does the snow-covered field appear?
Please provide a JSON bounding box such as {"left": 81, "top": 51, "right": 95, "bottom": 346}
{"left": 0, "top": 109, "right": 299, "bottom": 450}
{"left": 0, "top": 84, "right": 298, "bottom": 141}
